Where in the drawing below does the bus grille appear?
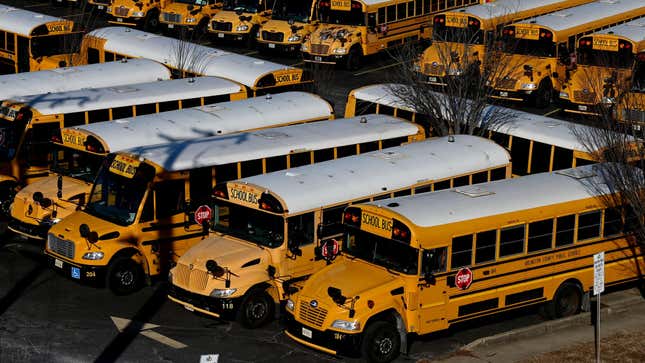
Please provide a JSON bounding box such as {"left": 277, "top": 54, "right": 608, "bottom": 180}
{"left": 623, "top": 108, "right": 645, "bottom": 123}
{"left": 48, "top": 234, "right": 75, "bottom": 259}
{"left": 299, "top": 300, "right": 327, "bottom": 328}
{"left": 573, "top": 90, "right": 597, "bottom": 104}
{"left": 163, "top": 13, "right": 181, "bottom": 23}
{"left": 262, "top": 31, "right": 284, "bottom": 42}
{"left": 424, "top": 63, "right": 445, "bottom": 76}
{"left": 174, "top": 263, "right": 209, "bottom": 291}
{"left": 114, "top": 6, "right": 129, "bottom": 16}
{"left": 496, "top": 78, "right": 517, "bottom": 90}
{"left": 310, "top": 44, "right": 329, "bottom": 55}
{"left": 212, "top": 21, "right": 232, "bottom": 31}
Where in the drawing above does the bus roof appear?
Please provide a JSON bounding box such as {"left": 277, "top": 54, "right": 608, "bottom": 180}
{"left": 511, "top": 0, "right": 645, "bottom": 33}
{"left": 352, "top": 84, "right": 595, "bottom": 153}
{"left": 0, "top": 59, "right": 171, "bottom": 101}
{"left": 125, "top": 114, "right": 421, "bottom": 172}
{"left": 68, "top": 92, "right": 333, "bottom": 153}
{"left": 365, "top": 164, "right": 615, "bottom": 229}
{"left": 4, "top": 76, "right": 243, "bottom": 115}
{"left": 443, "top": 0, "right": 590, "bottom": 23}
{"left": 589, "top": 17, "right": 645, "bottom": 46}
{"left": 229, "top": 135, "right": 510, "bottom": 214}
{"left": 86, "top": 27, "right": 301, "bottom": 89}
{"left": 0, "top": 4, "right": 72, "bottom": 36}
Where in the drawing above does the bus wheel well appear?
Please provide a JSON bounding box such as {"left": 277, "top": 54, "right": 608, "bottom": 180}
{"left": 109, "top": 248, "right": 147, "bottom": 274}
{"left": 0, "top": 180, "right": 19, "bottom": 216}
{"left": 364, "top": 309, "right": 407, "bottom": 354}
{"left": 543, "top": 279, "right": 584, "bottom": 319}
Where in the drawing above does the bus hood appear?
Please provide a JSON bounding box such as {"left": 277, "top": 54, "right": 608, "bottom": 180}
{"left": 566, "top": 66, "right": 629, "bottom": 105}
{"left": 35, "top": 54, "right": 71, "bottom": 71}
{"left": 261, "top": 19, "right": 309, "bottom": 40}
{"left": 47, "top": 209, "right": 126, "bottom": 244}
{"left": 494, "top": 54, "right": 550, "bottom": 89}
{"left": 11, "top": 176, "right": 90, "bottom": 225}
{"left": 299, "top": 257, "right": 398, "bottom": 301}
{"left": 419, "top": 42, "right": 470, "bottom": 77}
{"left": 307, "top": 25, "right": 361, "bottom": 53}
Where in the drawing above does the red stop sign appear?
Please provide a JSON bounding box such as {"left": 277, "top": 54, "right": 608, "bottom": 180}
{"left": 194, "top": 205, "right": 213, "bottom": 225}
{"left": 455, "top": 267, "right": 473, "bottom": 290}
{"left": 321, "top": 239, "right": 339, "bottom": 258}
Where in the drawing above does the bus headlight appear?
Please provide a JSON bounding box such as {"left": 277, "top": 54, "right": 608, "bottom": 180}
{"left": 333, "top": 47, "right": 347, "bottom": 54}
{"left": 331, "top": 319, "right": 360, "bottom": 331}
{"left": 132, "top": 11, "right": 144, "bottom": 17}
{"left": 447, "top": 68, "right": 463, "bottom": 76}
{"left": 521, "top": 83, "right": 537, "bottom": 90}
{"left": 288, "top": 34, "right": 301, "bottom": 42}
{"left": 559, "top": 91, "right": 569, "bottom": 99}
{"left": 286, "top": 299, "right": 295, "bottom": 312}
{"left": 168, "top": 271, "right": 173, "bottom": 283}
{"left": 186, "top": 17, "right": 196, "bottom": 23}
{"left": 602, "top": 96, "right": 615, "bottom": 105}
{"left": 301, "top": 44, "right": 308, "bottom": 52}
{"left": 42, "top": 216, "right": 62, "bottom": 226}
{"left": 82, "top": 251, "right": 104, "bottom": 260}
{"left": 210, "top": 288, "right": 237, "bottom": 298}
{"left": 107, "top": 7, "right": 112, "bottom": 12}
{"left": 236, "top": 24, "right": 249, "bottom": 32}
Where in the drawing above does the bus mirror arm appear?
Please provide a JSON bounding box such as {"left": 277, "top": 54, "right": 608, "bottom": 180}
{"left": 552, "top": 72, "right": 559, "bottom": 79}
{"left": 424, "top": 272, "right": 436, "bottom": 285}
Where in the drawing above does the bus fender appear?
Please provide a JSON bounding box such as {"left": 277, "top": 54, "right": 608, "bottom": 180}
{"left": 364, "top": 308, "right": 408, "bottom": 354}
{"left": 109, "top": 247, "right": 149, "bottom": 283}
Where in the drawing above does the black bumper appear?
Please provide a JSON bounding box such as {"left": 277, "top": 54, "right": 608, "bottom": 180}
{"left": 560, "top": 99, "right": 601, "bottom": 116}
{"left": 284, "top": 314, "right": 361, "bottom": 357}
{"left": 167, "top": 284, "right": 242, "bottom": 319}
{"left": 489, "top": 88, "right": 531, "bottom": 102}
{"left": 256, "top": 41, "right": 301, "bottom": 53}
{"left": 210, "top": 32, "right": 252, "bottom": 42}
{"left": 302, "top": 53, "right": 345, "bottom": 65}
{"left": 46, "top": 254, "right": 107, "bottom": 285}
{"left": 8, "top": 218, "right": 49, "bottom": 240}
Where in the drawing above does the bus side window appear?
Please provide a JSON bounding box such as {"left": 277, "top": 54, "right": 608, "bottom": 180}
{"left": 155, "top": 180, "right": 186, "bottom": 220}
{"left": 288, "top": 213, "right": 314, "bottom": 246}
{"left": 577, "top": 210, "right": 601, "bottom": 242}
{"left": 0, "top": 30, "right": 5, "bottom": 50}
{"left": 499, "top": 224, "right": 525, "bottom": 257}
{"left": 530, "top": 141, "right": 551, "bottom": 174}
{"left": 423, "top": 247, "right": 447, "bottom": 274}
{"left": 368, "top": 12, "right": 377, "bottom": 30}
{"left": 314, "top": 148, "right": 334, "bottom": 163}
{"left": 527, "top": 219, "right": 553, "bottom": 253}
{"left": 490, "top": 130, "right": 510, "bottom": 149}
{"left": 603, "top": 208, "right": 623, "bottom": 237}
{"left": 189, "top": 167, "right": 213, "bottom": 206}
{"left": 511, "top": 136, "right": 530, "bottom": 175}
{"left": 451, "top": 234, "right": 473, "bottom": 269}
{"left": 88, "top": 47, "right": 100, "bottom": 64}
{"left": 552, "top": 146, "right": 574, "bottom": 171}
{"left": 555, "top": 214, "right": 575, "bottom": 247}
{"left": 475, "top": 230, "right": 496, "bottom": 264}
{"left": 266, "top": 155, "right": 287, "bottom": 173}
{"left": 321, "top": 205, "right": 344, "bottom": 237}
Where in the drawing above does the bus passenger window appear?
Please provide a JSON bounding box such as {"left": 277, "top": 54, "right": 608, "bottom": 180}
{"left": 159, "top": 101, "right": 179, "bottom": 112}
{"left": 386, "top": 5, "right": 395, "bottom": 22}
{"left": 472, "top": 171, "right": 488, "bottom": 184}
{"left": 321, "top": 206, "right": 344, "bottom": 236}
{"left": 379, "top": 104, "right": 395, "bottom": 116}
{"left": 241, "top": 159, "right": 263, "bottom": 177}
{"left": 423, "top": 247, "right": 447, "bottom": 274}
{"left": 499, "top": 225, "right": 525, "bottom": 257}
{"left": 155, "top": 180, "right": 185, "bottom": 220}
{"left": 288, "top": 213, "right": 314, "bottom": 246}
{"left": 88, "top": 109, "right": 110, "bottom": 123}
{"left": 87, "top": 47, "right": 100, "bottom": 64}
{"left": 490, "top": 131, "right": 510, "bottom": 149}
{"left": 453, "top": 175, "right": 469, "bottom": 187}
{"left": 575, "top": 158, "right": 594, "bottom": 167}
{"left": 337, "top": 144, "right": 357, "bottom": 158}
{"left": 527, "top": 219, "right": 553, "bottom": 253}
{"left": 314, "top": 148, "right": 334, "bottom": 163}
{"left": 577, "top": 210, "right": 601, "bottom": 241}
{"left": 624, "top": 206, "right": 640, "bottom": 233}
{"left": 382, "top": 136, "right": 407, "bottom": 149}
{"left": 414, "top": 185, "right": 432, "bottom": 194}
{"left": 378, "top": 7, "right": 385, "bottom": 24}
{"left": 360, "top": 141, "right": 379, "bottom": 153}
{"left": 423, "top": 0, "right": 430, "bottom": 14}
{"left": 490, "top": 167, "right": 507, "bottom": 181}
{"left": 451, "top": 234, "right": 473, "bottom": 269}
{"left": 182, "top": 97, "right": 202, "bottom": 109}
{"left": 290, "top": 152, "right": 311, "bottom": 168}
{"left": 368, "top": 12, "right": 377, "bottom": 29}
{"left": 407, "top": 1, "right": 414, "bottom": 17}
{"left": 105, "top": 52, "right": 116, "bottom": 62}
{"left": 355, "top": 100, "right": 377, "bottom": 115}
{"left": 266, "top": 155, "right": 287, "bottom": 173}
{"left": 475, "top": 230, "right": 496, "bottom": 264}
{"left": 136, "top": 103, "right": 157, "bottom": 116}
{"left": 433, "top": 179, "right": 450, "bottom": 191}
{"left": 511, "top": 136, "right": 530, "bottom": 175}
{"left": 112, "top": 106, "right": 133, "bottom": 120}
{"left": 603, "top": 208, "right": 623, "bottom": 237}
{"left": 214, "top": 163, "right": 239, "bottom": 182}
{"left": 397, "top": 3, "right": 406, "bottom": 20}
{"left": 555, "top": 214, "right": 575, "bottom": 247}
{"left": 530, "top": 141, "right": 552, "bottom": 174}
{"left": 552, "top": 146, "right": 574, "bottom": 171}
{"left": 397, "top": 109, "right": 414, "bottom": 122}
{"left": 63, "top": 112, "right": 85, "bottom": 128}
{"left": 0, "top": 31, "right": 5, "bottom": 50}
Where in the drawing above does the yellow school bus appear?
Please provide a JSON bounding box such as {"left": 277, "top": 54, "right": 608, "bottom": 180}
{"left": 160, "top": 0, "right": 223, "bottom": 34}
{"left": 44, "top": 115, "right": 424, "bottom": 295}
{"left": 209, "top": 0, "right": 272, "bottom": 47}
{"left": 617, "top": 53, "right": 645, "bottom": 131}
{"left": 301, "top": 0, "right": 478, "bottom": 70}
{"left": 105, "top": 0, "right": 164, "bottom": 31}
{"left": 560, "top": 19, "right": 645, "bottom": 117}
{"left": 490, "top": 0, "right": 645, "bottom": 108}
{"left": 167, "top": 135, "right": 511, "bottom": 328}
{"left": 285, "top": 163, "right": 645, "bottom": 362}
{"left": 256, "top": 0, "right": 316, "bottom": 53}
{"left": 416, "top": 0, "right": 592, "bottom": 86}
{"left": 0, "top": 4, "right": 83, "bottom": 74}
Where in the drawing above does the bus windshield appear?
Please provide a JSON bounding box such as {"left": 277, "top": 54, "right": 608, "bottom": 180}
{"left": 85, "top": 160, "right": 154, "bottom": 226}
{"left": 344, "top": 226, "right": 419, "bottom": 275}
{"left": 0, "top": 119, "right": 20, "bottom": 162}
{"left": 214, "top": 200, "right": 284, "bottom": 248}
{"left": 50, "top": 146, "right": 105, "bottom": 183}
{"left": 272, "top": 0, "right": 312, "bottom": 23}
{"left": 433, "top": 22, "right": 483, "bottom": 45}
{"left": 31, "top": 33, "right": 82, "bottom": 58}
{"left": 318, "top": 2, "right": 364, "bottom": 26}
{"left": 578, "top": 48, "right": 634, "bottom": 68}
{"left": 632, "top": 59, "right": 645, "bottom": 92}
{"left": 504, "top": 37, "right": 555, "bottom": 58}
{"left": 223, "top": 0, "right": 260, "bottom": 13}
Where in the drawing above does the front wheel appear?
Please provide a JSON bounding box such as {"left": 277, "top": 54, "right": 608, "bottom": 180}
{"left": 345, "top": 46, "right": 362, "bottom": 71}
{"left": 534, "top": 80, "right": 553, "bottom": 109}
{"left": 236, "top": 288, "right": 275, "bottom": 328}
{"left": 106, "top": 257, "right": 143, "bottom": 295}
{"left": 143, "top": 10, "right": 160, "bottom": 32}
{"left": 361, "top": 321, "right": 401, "bottom": 363}
{"left": 545, "top": 282, "right": 582, "bottom": 319}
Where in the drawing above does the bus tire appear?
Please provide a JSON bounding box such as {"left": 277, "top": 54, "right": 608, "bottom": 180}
{"left": 143, "top": 10, "right": 160, "bottom": 32}
{"left": 345, "top": 46, "right": 362, "bottom": 71}
{"left": 106, "top": 257, "right": 143, "bottom": 295}
{"left": 361, "top": 321, "right": 401, "bottom": 363}
{"left": 236, "top": 288, "right": 274, "bottom": 328}
{"left": 545, "top": 282, "right": 582, "bottom": 319}
{"left": 246, "top": 25, "right": 259, "bottom": 49}
{"left": 0, "top": 181, "right": 17, "bottom": 218}
{"left": 534, "top": 79, "right": 553, "bottom": 109}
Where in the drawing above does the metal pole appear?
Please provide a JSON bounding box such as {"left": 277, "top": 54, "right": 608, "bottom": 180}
{"left": 595, "top": 293, "right": 600, "bottom": 363}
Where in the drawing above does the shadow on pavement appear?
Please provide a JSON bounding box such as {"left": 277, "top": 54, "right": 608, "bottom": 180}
{"left": 0, "top": 264, "right": 45, "bottom": 316}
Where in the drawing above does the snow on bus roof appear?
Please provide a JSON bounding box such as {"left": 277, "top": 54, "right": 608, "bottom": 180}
{"left": 366, "top": 163, "right": 620, "bottom": 229}
{"left": 444, "top": 0, "right": 582, "bottom": 22}
{"left": 4, "top": 76, "right": 242, "bottom": 115}
{"left": 0, "top": 59, "right": 171, "bottom": 101}
{"left": 0, "top": 4, "right": 71, "bottom": 36}
{"left": 590, "top": 17, "right": 645, "bottom": 45}
{"left": 124, "top": 114, "right": 420, "bottom": 172}
{"left": 69, "top": 92, "right": 333, "bottom": 153}
{"left": 86, "top": 27, "right": 299, "bottom": 88}
{"left": 511, "top": 0, "right": 645, "bottom": 33}
{"left": 230, "top": 135, "right": 510, "bottom": 214}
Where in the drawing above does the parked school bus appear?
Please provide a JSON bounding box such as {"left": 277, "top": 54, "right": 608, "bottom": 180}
{"left": 168, "top": 135, "right": 511, "bottom": 328}
{"left": 88, "top": 0, "right": 112, "bottom": 13}
{"left": 560, "top": 19, "right": 645, "bottom": 117}
{"left": 0, "top": 4, "right": 83, "bottom": 74}
{"left": 345, "top": 84, "right": 599, "bottom": 176}
{"left": 8, "top": 92, "right": 333, "bottom": 240}
{"left": 617, "top": 53, "right": 645, "bottom": 130}
{"left": 285, "top": 163, "right": 645, "bottom": 362}
{"left": 415, "top": 0, "right": 592, "bottom": 86}
{"left": 209, "top": 0, "right": 273, "bottom": 47}
{"left": 0, "top": 76, "right": 244, "bottom": 217}
{"left": 490, "top": 0, "right": 645, "bottom": 108}
{"left": 44, "top": 115, "right": 425, "bottom": 294}
{"left": 256, "top": 0, "right": 316, "bottom": 53}
{"left": 160, "top": 0, "right": 222, "bottom": 34}
{"left": 301, "top": 0, "right": 478, "bottom": 70}
{"left": 105, "top": 0, "right": 165, "bottom": 31}
{"left": 82, "top": 27, "right": 311, "bottom": 96}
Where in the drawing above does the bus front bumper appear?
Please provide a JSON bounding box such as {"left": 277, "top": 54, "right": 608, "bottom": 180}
{"left": 560, "top": 99, "right": 602, "bottom": 117}
{"left": 302, "top": 53, "right": 345, "bottom": 65}
{"left": 8, "top": 218, "right": 49, "bottom": 240}
{"left": 284, "top": 314, "right": 361, "bottom": 357}
{"left": 46, "top": 253, "right": 106, "bottom": 285}
{"left": 106, "top": 15, "right": 143, "bottom": 27}
{"left": 256, "top": 41, "right": 300, "bottom": 53}
{"left": 167, "top": 284, "right": 241, "bottom": 319}
{"left": 489, "top": 89, "right": 531, "bottom": 102}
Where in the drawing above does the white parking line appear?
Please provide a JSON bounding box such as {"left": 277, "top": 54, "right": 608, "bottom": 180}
{"left": 24, "top": 4, "right": 50, "bottom": 8}
{"left": 244, "top": 51, "right": 259, "bottom": 56}
{"left": 290, "top": 61, "right": 304, "bottom": 67}
{"left": 353, "top": 61, "right": 403, "bottom": 76}
{"left": 542, "top": 108, "right": 562, "bottom": 117}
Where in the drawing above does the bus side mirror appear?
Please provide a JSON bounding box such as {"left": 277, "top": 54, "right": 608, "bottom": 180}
{"left": 552, "top": 72, "right": 559, "bottom": 79}
{"left": 288, "top": 239, "right": 302, "bottom": 256}
{"left": 57, "top": 175, "right": 63, "bottom": 199}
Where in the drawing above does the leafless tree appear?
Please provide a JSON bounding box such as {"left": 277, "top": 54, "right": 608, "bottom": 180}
{"left": 169, "top": 32, "right": 213, "bottom": 78}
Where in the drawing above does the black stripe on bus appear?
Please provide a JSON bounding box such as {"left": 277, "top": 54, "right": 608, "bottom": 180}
{"left": 505, "top": 288, "right": 544, "bottom": 306}
{"left": 449, "top": 297, "right": 547, "bottom": 324}
{"left": 142, "top": 222, "right": 192, "bottom": 232}
{"left": 458, "top": 298, "right": 498, "bottom": 317}
{"left": 141, "top": 231, "right": 205, "bottom": 246}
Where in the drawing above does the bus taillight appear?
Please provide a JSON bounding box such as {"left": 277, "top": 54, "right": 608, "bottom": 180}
{"left": 392, "top": 219, "right": 411, "bottom": 244}
{"left": 258, "top": 193, "right": 283, "bottom": 213}
{"left": 343, "top": 207, "right": 361, "bottom": 227}
{"left": 50, "top": 130, "right": 62, "bottom": 143}
{"left": 213, "top": 184, "right": 229, "bottom": 199}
